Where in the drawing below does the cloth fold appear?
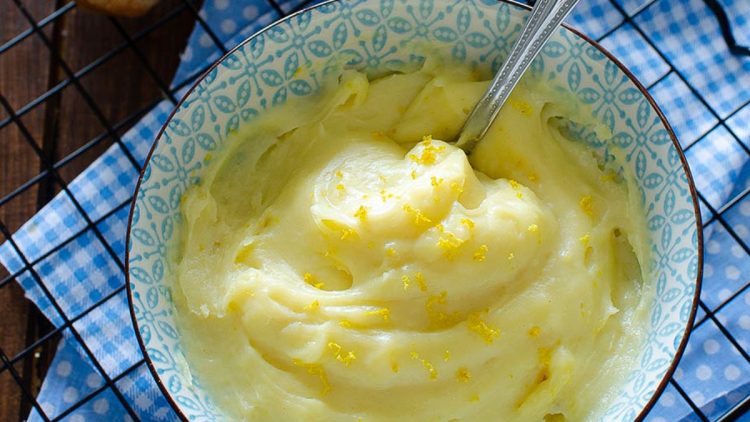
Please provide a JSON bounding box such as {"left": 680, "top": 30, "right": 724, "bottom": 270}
{"left": 1, "top": 0, "right": 748, "bottom": 420}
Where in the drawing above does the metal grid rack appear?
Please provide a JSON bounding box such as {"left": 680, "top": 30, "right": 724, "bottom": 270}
{"left": 0, "top": 0, "right": 748, "bottom": 420}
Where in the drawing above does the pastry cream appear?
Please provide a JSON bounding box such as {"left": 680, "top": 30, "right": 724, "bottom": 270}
{"left": 173, "top": 61, "right": 651, "bottom": 421}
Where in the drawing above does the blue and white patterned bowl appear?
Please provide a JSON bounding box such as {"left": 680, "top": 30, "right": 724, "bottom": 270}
{"left": 126, "top": 0, "right": 703, "bottom": 420}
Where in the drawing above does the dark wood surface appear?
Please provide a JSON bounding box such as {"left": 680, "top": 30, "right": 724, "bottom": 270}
{"left": 0, "top": 1, "right": 196, "bottom": 419}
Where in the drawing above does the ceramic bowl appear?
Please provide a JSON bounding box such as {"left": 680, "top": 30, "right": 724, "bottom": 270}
{"left": 127, "top": 0, "right": 702, "bottom": 420}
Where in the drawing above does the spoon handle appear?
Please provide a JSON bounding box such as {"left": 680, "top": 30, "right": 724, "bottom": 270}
{"left": 456, "top": 0, "right": 580, "bottom": 151}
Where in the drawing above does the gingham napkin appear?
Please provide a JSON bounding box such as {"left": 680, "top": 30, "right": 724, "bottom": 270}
{"left": 1, "top": 0, "right": 749, "bottom": 420}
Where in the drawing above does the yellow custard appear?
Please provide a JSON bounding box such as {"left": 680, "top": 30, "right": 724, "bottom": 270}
{"left": 173, "top": 62, "right": 651, "bottom": 421}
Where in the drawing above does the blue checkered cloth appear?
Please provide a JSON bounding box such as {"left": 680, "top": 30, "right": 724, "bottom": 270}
{"left": 1, "top": 0, "right": 749, "bottom": 420}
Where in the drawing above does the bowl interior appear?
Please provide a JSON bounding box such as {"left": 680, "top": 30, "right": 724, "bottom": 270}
{"left": 127, "top": 0, "right": 701, "bottom": 420}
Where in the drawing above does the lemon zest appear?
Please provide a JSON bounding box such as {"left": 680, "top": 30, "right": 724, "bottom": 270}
{"left": 339, "top": 320, "right": 354, "bottom": 328}
{"left": 467, "top": 311, "right": 500, "bottom": 344}
{"left": 328, "top": 342, "right": 356, "bottom": 367}
{"left": 304, "top": 273, "right": 325, "bottom": 289}
{"left": 426, "top": 291, "right": 456, "bottom": 327}
{"left": 473, "top": 245, "right": 488, "bottom": 262}
{"left": 456, "top": 368, "right": 471, "bottom": 383}
{"left": 340, "top": 228, "right": 357, "bottom": 240}
{"left": 437, "top": 232, "right": 465, "bottom": 259}
{"left": 450, "top": 181, "right": 464, "bottom": 194}
{"left": 415, "top": 272, "right": 428, "bottom": 292}
{"left": 321, "top": 220, "right": 358, "bottom": 240}
{"left": 402, "top": 275, "right": 411, "bottom": 290}
{"left": 579, "top": 195, "right": 594, "bottom": 217}
{"left": 410, "top": 351, "right": 438, "bottom": 380}
{"left": 380, "top": 189, "right": 394, "bottom": 202}
{"left": 403, "top": 204, "right": 432, "bottom": 226}
{"left": 354, "top": 206, "right": 368, "bottom": 222}
{"left": 408, "top": 135, "right": 445, "bottom": 165}
{"left": 305, "top": 300, "right": 320, "bottom": 311}
{"left": 293, "top": 359, "right": 330, "bottom": 395}
{"left": 366, "top": 308, "right": 390, "bottom": 322}
{"left": 509, "top": 98, "right": 533, "bottom": 116}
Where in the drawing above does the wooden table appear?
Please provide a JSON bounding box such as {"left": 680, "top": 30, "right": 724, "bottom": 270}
{"left": 1, "top": 1, "right": 197, "bottom": 419}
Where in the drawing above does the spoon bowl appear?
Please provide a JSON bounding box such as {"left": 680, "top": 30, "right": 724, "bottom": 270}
{"left": 456, "top": 0, "right": 580, "bottom": 152}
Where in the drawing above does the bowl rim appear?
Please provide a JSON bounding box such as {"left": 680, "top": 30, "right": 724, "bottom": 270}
{"left": 125, "top": 1, "right": 704, "bottom": 420}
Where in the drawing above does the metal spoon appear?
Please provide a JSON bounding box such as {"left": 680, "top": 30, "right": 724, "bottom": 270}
{"left": 455, "top": 0, "right": 580, "bottom": 152}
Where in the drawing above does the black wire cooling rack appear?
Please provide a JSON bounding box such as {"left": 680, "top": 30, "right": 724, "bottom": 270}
{"left": 0, "top": 0, "right": 748, "bottom": 421}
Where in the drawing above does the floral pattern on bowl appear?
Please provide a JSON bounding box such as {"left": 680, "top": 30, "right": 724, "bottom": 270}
{"left": 127, "top": 0, "right": 702, "bottom": 420}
